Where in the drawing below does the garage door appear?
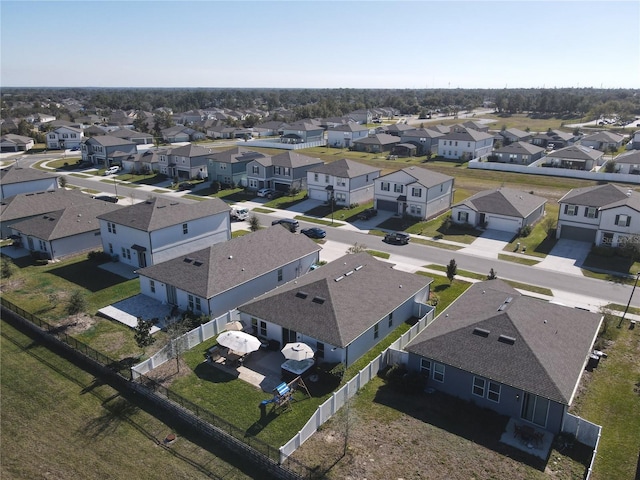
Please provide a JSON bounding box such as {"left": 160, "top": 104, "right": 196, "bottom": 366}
{"left": 486, "top": 216, "right": 520, "bottom": 233}
{"left": 376, "top": 199, "right": 397, "bottom": 212}
{"left": 559, "top": 225, "right": 597, "bottom": 242}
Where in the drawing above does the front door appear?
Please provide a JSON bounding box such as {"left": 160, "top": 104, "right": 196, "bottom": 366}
{"left": 138, "top": 252, "right": 147, "bottom": 268}
{"left": 282, "top": 328, "right": 297, "bottom": 347}
{"left": 479, "top": 213, "right": 486, "bottom": 226}
{"left": 166, "top": 284, "right": 177, "bottom": 306}
{"left": 521, "top": 392, "right": 549, "bottom": 427}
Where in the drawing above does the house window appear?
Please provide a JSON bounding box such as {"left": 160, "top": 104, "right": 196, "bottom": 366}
{"left": 472, "top": 377, "right": 486, "bottom": 397}
{"left": 564, "top": 205, "right": 578, "bottom": 216}
{"left": 188, "top": 295, "right": 194, "bottom": 310}
{"left": 521, "top": 393, "right": 549, "bottom": 427}
{"left": 259, "top": 320, "right": 267, "bottom": 336}
{"left": 393, "top": 184, "right": 403, "bottom": 193}
{"left": 108, "top": 243, "right": 113, "bottom": 254}
{"left": 39, "top": 240, "right": 47, "bottom": 251}
{"left": 615, "top": 214, "right": 631, "bottom": 227}
{"left": 458, "top": 211, "right": 469, "bottom": 223}
{"left": 220, "top": 163, "right": 226, "bottom": 170}
{"left": 150, "top": 280, "right": 155, "bottom": 293}
{"left": 585, "top": 207, "right": 599, "bottom": 219}
{"left": 433, "top": 363, "right": 445, "bottom": 382}
{"left": 374, "top": 322, "right": 379, "bottom": 339}
{"left": 411, "top": 187, "right": 422, "bottom": 197}
{"left": 316, "top": 341, "right": 325, "bottom": 359}
{"left": 121, "top": 247, "right": 131, "bottom": 260}
{"left": 274, "top": 166, "right": 281, "bottom": 175}
{"left": 249, "top": 179, "right": 258, "bottom": 188}
{"left": 409, "top": 204, "right": 422, "bottom": 216}
{"left": 602, "top": 232, "right": 614, "bottom": 245}
{"left": 49, "top": 134, "right": 55, "bottom": 139}
{"left": 63, "top": 134, "right": 69, "bottom": 139}
{"left": 335, "top": 192, "right": 346, "bottom": 202}
{"left": 455, "top": 141, "right": 458, "bottom": 146}
{"left": 277, "top": 268, "right": 283, "bottom": 281}
{"left": 420, "top": 358, "right": 431, "bottom": 377}
{"left": 381, "top": 182, "right": 390, "bottom": 192}
{"left": 183, "top": 223, "right": 188, "bottom": 235}
{"left": 325, "top": 175, "right": 330, "bottom": 183}
{"left": 467, "top": 142, "right": 471, "bottom": 147}
{"left": 314, "top": 173, "right": 319, "bottom": 182}
{"left": 108, "top": 222, "right": 117, "bottom": 234}
{"left": 487, "top": 381, "right": 501, "bottom": 402}
{"left": 337, "top": 177, "right": 346, "bottom": 187}
{"left": 388, "top": 312, "right": 393, "bottom": 327}
{"left": 284, "top": 167, "right": 290, "bottom": 177}
{"left": 252, "top": 165, "right": 259, "bottom": 174}
{"left": 195, "top": 297, "right": 201, "bottom": 311}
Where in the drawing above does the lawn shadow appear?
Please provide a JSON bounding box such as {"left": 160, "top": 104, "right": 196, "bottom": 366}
{"left": 131, "top": 174, "right": 168, "bottom": 186}
{"left": 533, "top": 236, "right": 557, "bottom": 255}
{"left": 81, "top": 395, "right": 139, "bottom": 439}
{"left": 48, "top": 259, "right": 127, "bottom": 292}
{"left": 372, "top": 384, "right": 549, "bottom": 471}
{"left": 193, "top": 360, "right": 238, "bottom": 384}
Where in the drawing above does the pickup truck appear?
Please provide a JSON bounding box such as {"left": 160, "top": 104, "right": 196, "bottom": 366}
{"left": 357, "top": 208, "right": 378, "bottom": 220}
{"left": 230, "top": 206, "right": 249, "bottom": 221}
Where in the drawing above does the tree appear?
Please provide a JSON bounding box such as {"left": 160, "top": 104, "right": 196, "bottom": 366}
{"left": 66, "top": 290, "right": 87, "bottom": 317}
{"left": 134, "top": 317, "right": 156, "bottom": 352}
{"left": 58, "top": 176, "right": 67, "bottom": 188}
{"left": 0, "top": 258, "right": 15, "bottom": 279}
{"left": 165, "top": 317, "right": 189, "bottom": 373}
{"left": 446, "top": 258, "right": 457, "bottom": 284}
{"left": 487, "top": 268, "right": 497, "bottom": 280}
{"left": 346, "top": 242, "right": 368, "bottom": 254}
{"left": 248, "top": 214, "right": 260, "bottom": 232}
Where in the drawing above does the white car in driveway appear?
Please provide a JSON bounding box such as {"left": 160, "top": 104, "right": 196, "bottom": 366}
{"left": 256, "top": 188, "right": 276, "bottom": 198}
{"left": 104, "top": 166, "right": 121, "bottom": 175}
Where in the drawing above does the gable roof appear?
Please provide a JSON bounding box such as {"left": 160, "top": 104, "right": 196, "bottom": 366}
{"left": 581, "top": 131, "right": 625, "bottom": 143}
{"left": 353, "top": 133, "right": 402, "bottom": 146}
{"left": 136, "top": 226, "right": 321, "bottom": 298}
{"left": 209, "top": 147, "right": 266, "bottom": 164}
{"left": 96, "top": 196, "right": 229, "bottom": 232}
{"left": 500, "top": 128, "right": 530, "bottom": 139}
{"left": 168, "top": 143, "right": 213, "bottom": 158}
{"left": 0, "top": 134, "right": 34, "bottom": 145}
{"left": 401, "top": 128, "right": 445, "bottom": 140}
{"left": 405, "top": 281, "right": 602, "bottom": 404}
{"left": 239, "top": 252, "right": 432, "bottom": 347}
{"left": 558, "top": 183, "right": 640, "bottom": 212}
{"left": 308, "top": 158, "right": 380, "bottom": 178}
{"left": 0, "top": 165, "right": 58, "bottom": 185}
{"left": 328, "top": 123, "right": 369, "bottom": 133}
{"left": 614, "top": 150, "right": 640, "bottom": 165}
{"left": 549, "top": 145, "right": 603, "bottom": 161}
{"left": 379, "top": 166, "right": 453, "bottom": 188}
{"left": 256, "top": 151, "right": 323, "bottom": 169}
{"left": 86, "top": 135, "right": 135, "bottom": 148}
{"left": 441, "top": 127, "right": 493, "bottom": 142}
{"left": 453, "top": 188, "right": 546, "bottom": 218}
{"left": 493, "top": 141, "right": 545, "bottom": 155}
{"left": 0, "top": 189, "right": 93, "bottom": 222}
{"left": 11, "top": 201, "right": 121, "bottom": 240}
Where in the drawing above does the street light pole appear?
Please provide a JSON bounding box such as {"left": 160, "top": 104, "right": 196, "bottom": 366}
{"left": 618, "top": 272, "right": 639, "bottom": 328}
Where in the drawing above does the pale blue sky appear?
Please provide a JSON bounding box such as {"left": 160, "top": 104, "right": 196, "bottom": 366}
{"left": 1, "top": 1, "right": 639, "bottom": 89}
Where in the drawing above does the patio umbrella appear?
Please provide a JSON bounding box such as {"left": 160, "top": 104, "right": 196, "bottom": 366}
{"left": 216, "top": 331, "right": 261, "bottom": 354}
{"left": 281, "top": 342, "right": 314, "bottom": 361}
{"left": 224, "top": 320, "right": 244, "bottom": 331}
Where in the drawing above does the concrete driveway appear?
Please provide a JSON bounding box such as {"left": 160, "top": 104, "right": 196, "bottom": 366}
{"left": 459, "top": 229, "right": 516, "bottom": 258}
{"left": 534, "top": 239, "right": 591, "bottom": 275}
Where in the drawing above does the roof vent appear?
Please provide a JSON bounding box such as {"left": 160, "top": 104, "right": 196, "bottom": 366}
{"left": 354, "top": 265, "right": 363, "bottom": 271}
{"left": 498, "top": 335, "right": 516, "bottom": 345}
{"left": 295, "top": 291, "right": 308, "bottom": 299}
{"left": 183, "top": 257, "right": 193, "bottom": 263}
{"left": 193, "top": 261, "right": 203, "bottom": 267}
{"left": 312, "top": 296, "right": 325, "bottom": 304}
{"left": 334, "top": 275, "right": 344, "bottom": 282}
{"left": 345, "top": 270, "right": 354, "bottom": 276}
{"left": 473, "top": 327, "right": 490, "bottom": 337}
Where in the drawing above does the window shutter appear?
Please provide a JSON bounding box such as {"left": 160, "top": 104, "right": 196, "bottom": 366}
{"left": 595, "top": 209, "right": 599, "bottom": 219}
{"left": 584, "top": 208, "right": 588, "bottom": 217}
{"left": 615, "top": 214, "right": 620, "bottom": 225}
{"left": 564, "top": 204, "right": 568, "bottom": 214}
{"left": 627, "top": 216, "right": 631, "bottom": 227}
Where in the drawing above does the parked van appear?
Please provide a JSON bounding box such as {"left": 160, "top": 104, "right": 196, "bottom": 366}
{"left": 230, "top": 206, "right": 249, "bottom": 221}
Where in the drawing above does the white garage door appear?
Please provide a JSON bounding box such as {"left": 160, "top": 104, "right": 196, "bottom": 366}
{"left": 486, "top": 216, "right": 520, "bottom": 233}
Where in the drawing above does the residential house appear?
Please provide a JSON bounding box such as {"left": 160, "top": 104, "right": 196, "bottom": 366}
{"left": 306, "top": 159, "right": 381, "bottom": 206}
{"left": 326, "top": 123, "right": 370, "bottom": 149}
{"left": 238, "top": 252, "right": 433, "bottom": 367}
{"left": 631, "top": 130, "right": 640, "bottom": 150}
{"left": 543, "top": 145, "right": 604, "bottom": 171}
{"left": 81, "top": 135, "right": 137, "bottom": 169}
{"left": 612, "top": 150, "right": 640, "bottom": 174}
{"left": 451, "top": 188, "right": 546, "bottom": 234}
{"left": 0, "top": 189, "right": 96, "bottom": 238}
{"left": 384, "top": 123, "right": 415, "bottom": 137}
{"left": 207, "top": 147, "right": 267, "bottom": 187}
{"left": 374, "top": 166, "right": 454, "bottom": 220}
{"left": 157, "top": 143, "right": 211, "bottom": 181}
{"left": 97, "top": 196, "right": 230, "bottom": 268}
{"left": 253, "top": 121, "right": 288, "bottom": 137}
{"left": 580, "top": 131, "right": 625, "bottom": 152}
{"left": 245, "top": 151, "right": 323, "bottom": 193}
{"left": 0, "top": 134, "right": 35, "bottom": 152}
{"left": 137, "top": 226, "right": 321, "bottom": 318}
{"left": 121, "top": 149, "right": 163, "bottom": 175}
{"left": 83, "top": 125, "right": 108, "bottom": 137}
{"left": 107, "top": 127, "right": 155, "bottom": 145}
{"left": 531, "top": 130, "right": 576, "bottom": 149}
{"left": 46, "top": 126, "right": 84, "bottom": 150}
{"left": 280, "top": 122, "right": 325, "bottom": 144}
{"left": 347, "top": 109, "right": 373, "bottom": 125}
{"left": 491, "top": 142, "right": 545, "bottom": 165}
{"left": 399, "top": 128, "right": 445, "bottom": 156}
{"left": 404, "top": 280, "right": 602, "bottom": 434}
{"left": 10, "top": 201, "right": 121, "bottom": 260}
{"left": 352, "top": 133, "right": 401, "bottom": 154}
{"left": 161, "top": 125, "right": 205, "bottom": 143}
{"left": 0, "top": 165, "right": 59, "bottom": 200}
{"left": 455, "top": 120, "right": 490, "bottom": 133}
{"left": 498, "top": 128, "right": 532, "bottom": 145}
{"left": 437, "top": 127, "right": 493, "bottom": 160}
{"left": 556, "top": 183, "right": 640, "bottom": 246}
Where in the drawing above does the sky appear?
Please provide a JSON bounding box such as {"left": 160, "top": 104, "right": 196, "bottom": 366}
{"left": 1, "top": 0, "right": 639, "bottom": 89}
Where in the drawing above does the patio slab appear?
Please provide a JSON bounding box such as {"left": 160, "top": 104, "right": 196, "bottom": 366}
{"left": 98, "top": 293, "right": 173, "bottom": 334}
{"left": 500, "top": 417, "right": 553, "bottom": 460}
{"left": 207, "top": 348, "right": 285, "bottom": 393}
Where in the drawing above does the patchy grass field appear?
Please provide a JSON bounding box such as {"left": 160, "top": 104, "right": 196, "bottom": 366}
{"left": 0, "top": 320, "right": 266, "bottom": 480}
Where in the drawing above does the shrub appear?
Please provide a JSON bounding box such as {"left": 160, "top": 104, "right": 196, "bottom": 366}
{"left": 87, "top": 250, "right": 112, "bottom": 263}
{"left": 383, "top": 364, "right": 426, "bottom": 394}
{"left": 440, "top": 214, "right": 452, "bottom": 233}
{"left": 0, "top": 258, "right": 15, "bottom": 279}
{"left": 518, "top": 225, "right": 532, "bottom": 237}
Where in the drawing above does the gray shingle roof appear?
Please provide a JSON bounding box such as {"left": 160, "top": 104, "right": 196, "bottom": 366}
{"left": 453, "top": 188, "right": 546, "bottom": 218}
{"left": 0, "top": 165, "right": 58, "bottom": 185}
{"left": 11, "top": 201, "right": 122, "bottom": 240}
{"left": 239, "top": 252, "right": 432, "bottom": 347}
{"left": 441, "top": 127, "right": 493, "bottom": 142}
{"left": 581, "top": 131, "right": 625, "bottom": 143}
{"left": 558, "top": 183, "right": 640, "bottom": 212}
{"left": 353, "top": 133, "right": 402, "bottom": 146}
{"left": 257, "top": 151, "right": 323, "bottom": 169}
{"left": 401, "top": 128, "right": 445, "bottom": 139}
{"left": 168, "top": 143, "right": 213, "bottom": 158}
{"left": 493, "top": 141, "right": 545, "bottom": 155}
{"left": 308, "top": 158, "right": 380, "bottom": 178}
{"left": 0, "top": 189, "right": 93, "bottom": 222}
{"left": 209, "top": 147, "right": 266, "bottom": 164}
{"left": 86, "top": 135, "right": 135, "bottom": 148}
{"left": 405, "top": 281, "right": 602, "bottom": 404}
{"left": 329, "top": 123, "right": 369, "bottom": 133}
{"left": 614, "top": 150, "right": 640, "bottom": 164}
{"left": 136, "top": 226, "right": 321, "bottom": 298}
{"left": 550, "top": 145, "right": 603, "bottom": 161}
{"left": 379, "top": 166, "right": 453, "bottom": 189}
{"left": 96, "top": 196, "right": 229, "bottom": 232}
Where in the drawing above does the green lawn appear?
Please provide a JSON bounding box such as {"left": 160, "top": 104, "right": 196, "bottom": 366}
{"left": 571, "top": 324, "right": 640, "bottom": 480}
{"left": 497, "top": 254, "right": 540, "bottom": 266}
{"left": 0, "top": 320, "right": 264, "bottom": 480}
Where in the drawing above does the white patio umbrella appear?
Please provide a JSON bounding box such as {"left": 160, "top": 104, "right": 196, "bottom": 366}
{"left": 224, "top": 320, "right": 244, "bottom": 331}
{"left": 216, "top": 331, "right": 261, "bottom": 354}
{"left": 281, "top": 342, "right": 314, "bottom": 361}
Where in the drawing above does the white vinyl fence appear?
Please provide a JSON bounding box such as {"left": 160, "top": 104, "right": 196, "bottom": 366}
{"left": 561, "top": 412, "right": 602, "bottom": 480}
{"left": 131, "top": 310, "right": 240, "bottom": 378}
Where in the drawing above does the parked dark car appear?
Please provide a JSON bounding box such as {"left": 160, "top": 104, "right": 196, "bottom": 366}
{"left": 383, "top": 231, "right": 410, "bottom": 245}
{"left": 301, "top": 227, "right": 326, "bottom": 239}
{"left": 358, "top": 208, "right": 378, "bottom": 220}
{"left": 271, "top": 218, "right": 299, "bottom": 232}
{"left": 92, "top": 195, "right": 119, "bottom": 203}
{"left": 178, "top": 182, "right": 193, "bottom": 191}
